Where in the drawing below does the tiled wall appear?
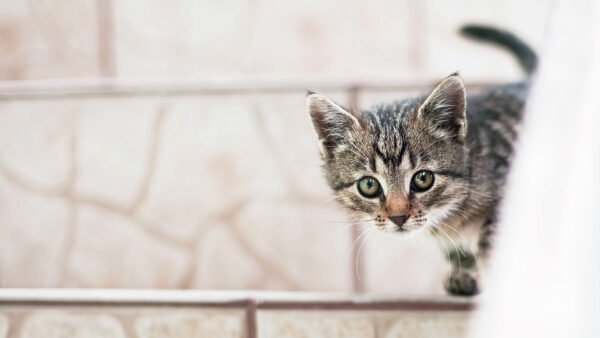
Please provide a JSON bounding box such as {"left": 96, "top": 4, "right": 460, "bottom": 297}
{"left": 0, "top": 308, "right": 472, "bottom": 338}
{"left": 0, "top": 88, "right": 451, "bottom": 292}
{"left": 0, "top": 0, "right": 552, "bottom": 81}
{"left": 0, "top": 0, "right": 552, "bottom": 292}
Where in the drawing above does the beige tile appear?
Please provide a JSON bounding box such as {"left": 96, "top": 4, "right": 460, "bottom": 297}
{"left": 359, "top": 227, "right": 448, "bottom": 294}
{"left": 376, "top": 310, "right": 471, "bottom": 338}
{"left": 75, "top": 98, "right": 161, "bottom": 208}
{"left": 0, "top": 1, "right": 99, "bottom": 80}
{"left": 0, "top": 175, "right": 69, "bottom": 287}
{"left": 423, "top": 0, "right": 552, "bottom": 80}
{"left": 0, "top": 100, "right": 74, "bottom": 189}
{"left": 254, "top": 92, "right": 348, "bottom": 201}
{"left": 66, "top": 204, "right": 190, "bottom": 288}
{"left": 135, "top": 91, "right": 348, "bottom": 244}
{"left": 0, "top": 313, "right": 8, "bottom": 338}
{"left": 21, "top": 312, "right": 125, "bottom": 338}
{"left": 136, "top": 95, "right": 289, "bottom": 242}
{"left": 191, "top": 224, "right": 266, "bottom": 290}
{"left": 135, "top": 312, "right": 244, "bottom": 338}
{"left": 232, "top": 200, "right": 354, "bottom": 291}
{"left": 113, "top": 0, "right": 412, "bottom": 79}
{"left": 257, "top": 311, "right": 375, "bottom": 338}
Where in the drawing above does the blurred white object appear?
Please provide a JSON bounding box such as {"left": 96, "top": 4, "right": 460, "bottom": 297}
{"left": 469, "top": 0, "right": 600, "bottom": 337}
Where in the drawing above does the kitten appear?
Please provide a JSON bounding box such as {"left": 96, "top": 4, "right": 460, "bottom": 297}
{"left": 307, "top": 25, "right": 537, "bottom": 296}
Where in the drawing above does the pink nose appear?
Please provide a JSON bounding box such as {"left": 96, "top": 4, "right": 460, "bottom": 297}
{"left": 389, "top": 215, "right": 409, "bottom": 227}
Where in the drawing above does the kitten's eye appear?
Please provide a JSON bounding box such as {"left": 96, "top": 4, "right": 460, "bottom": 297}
{"left": 411, "top": 170, "right": 434, "bottom": 192}
{"left": 357, "top": 176, "right": 381, "bottom": 198}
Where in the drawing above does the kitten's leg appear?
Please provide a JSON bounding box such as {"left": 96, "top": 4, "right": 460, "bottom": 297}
{"left": 477, "top": 217, "right": 496, "bottom": 261}
{"left": 443, "top": 217, "right": 495, "bottom": 296}
{"left": 444, "top": 248, "right": 480, "bottom": 296}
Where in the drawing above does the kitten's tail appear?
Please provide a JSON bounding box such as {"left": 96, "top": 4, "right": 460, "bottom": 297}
{"left": 460, "top": 24, "right": 537, "bottom": 76}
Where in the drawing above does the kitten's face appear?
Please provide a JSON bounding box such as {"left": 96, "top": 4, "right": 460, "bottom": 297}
{"left": 308, "top": 75, "right": 469, "bottom": 235}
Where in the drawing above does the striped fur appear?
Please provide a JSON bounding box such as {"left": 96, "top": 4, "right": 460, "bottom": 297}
{"left": 307, "top": 25, "right": 536, "bottom": 296}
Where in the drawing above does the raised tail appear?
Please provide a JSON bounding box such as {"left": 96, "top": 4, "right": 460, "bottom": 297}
{"left": 460, "top": 24, "right": 537, "bottom": 75}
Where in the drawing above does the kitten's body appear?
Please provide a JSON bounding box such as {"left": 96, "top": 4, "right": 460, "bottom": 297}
{"left": 307, "top": 25, "right": 536, "bottom": 295}
{"left": 431, "top": 80, "right": 529, "bottom": 293}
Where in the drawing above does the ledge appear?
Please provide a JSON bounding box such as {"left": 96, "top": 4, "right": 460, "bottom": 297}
{"left": 0, "top": 76, "right": 502, "bottom": 99}
{"left": 0, "top": 289, "right": 475, "bottom": 338}
{"left": 0, "top": 289, "right": 474, "bottom": 310}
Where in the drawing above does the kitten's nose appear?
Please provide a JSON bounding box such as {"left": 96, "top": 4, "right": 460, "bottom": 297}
{"left": 389, "top": 214, "right": 409, "bottom": 227}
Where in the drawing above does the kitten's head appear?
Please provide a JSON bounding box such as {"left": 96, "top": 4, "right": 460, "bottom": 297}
{"left": 307, "top": 74, "right": 469, "bottom": 234}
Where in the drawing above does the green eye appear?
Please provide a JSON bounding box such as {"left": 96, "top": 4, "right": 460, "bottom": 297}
{"left": 357, "top": 176, "right": 381, "bottom": 198}
{"left": 411, "top": 170, "right": 434, "bottom": 192}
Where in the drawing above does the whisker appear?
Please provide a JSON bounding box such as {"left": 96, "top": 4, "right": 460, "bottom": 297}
{"left": 429, "top": 226, "right": 452, "bottom": 281}
{"left": 328, "top": 219, "right": 375, "bottom": 241}
{"left": 462, "top": 187, "right": 493, "bottom": 199}
{"left": 317, "top": 195, "right": 340, "bottom": 206}
{"left": 347, "top": 227, "right": 371, "bottom": 263}
{"left": 355, "top": 229, "right": 374, "bottom": 281}
{"left": 431, "top": 223, "right": 464, "bottom": 272}
{"left": 329, "top": 222, "right": 360, "bottom": 239}
{"left": 439, "top": 220, "right": 480, "bottom": 269}
{"left": 439, "top": 224, "right": 467, "bottom": 258}
{"left": 447, "top": 208, "right": 471, "bottom": 223}
{"left": 322, "top": 219, "right": 374, "bottom": 224}
{"left": 376, "top": 231, "right": 384, "bottom": 263}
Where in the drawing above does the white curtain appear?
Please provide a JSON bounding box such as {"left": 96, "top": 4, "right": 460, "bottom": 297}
{"left": 469, "top": 1, "right": 600, "bottom": 337}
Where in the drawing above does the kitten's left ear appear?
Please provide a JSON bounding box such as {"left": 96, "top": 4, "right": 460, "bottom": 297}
{"left": 418, "top": 74, "right": 467, "bottom": 142}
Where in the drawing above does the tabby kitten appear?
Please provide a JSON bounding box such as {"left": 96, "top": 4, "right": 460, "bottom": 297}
{"left": 307, "top": 25, "right": 537, "bottom": 296}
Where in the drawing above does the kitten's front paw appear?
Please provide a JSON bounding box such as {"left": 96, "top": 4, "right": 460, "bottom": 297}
{"left": 445, "top": 271, "right": 479, "bottom": 296}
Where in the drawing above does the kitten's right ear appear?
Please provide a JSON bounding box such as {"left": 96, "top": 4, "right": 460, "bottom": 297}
{"left": 307, "top": 93, "right": 364, "bottom": 154}
{"left": 306, "top": 92, "right": 363, "bottom": 152}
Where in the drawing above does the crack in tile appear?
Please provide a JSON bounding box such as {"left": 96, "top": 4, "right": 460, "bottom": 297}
{"left": 58, "top": 111, "right": 79, "bottom": 286}
{"left": 228, "top": 219, "right": 302, "bottom": 290}
{"left": 126, "top": 105, "right": 166, "bottom": 213}
{"left": 0, "top": 104, "right": 191, "bottom": 287}
{"left": 250, "top": 105, "right": 316, "bottom": 203}
{"left": 0, "top": 92, "right": 359, "bottom": 290}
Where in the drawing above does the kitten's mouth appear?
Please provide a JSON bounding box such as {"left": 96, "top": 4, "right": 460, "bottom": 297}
{"left": 377, "top": 219, "right": 427, "bottom": 234}
{"left": 371, "top": 214, "right": 425, "bottom": 234}
{"left": 374, "top": 222, "right": 409, "bottom": 233}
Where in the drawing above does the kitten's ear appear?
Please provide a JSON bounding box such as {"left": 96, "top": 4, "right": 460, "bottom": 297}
{"left": 418, "top": 74, "right": 467, "bottom": 142}
{"left": 307, "top": 93, "right": 364, "bottom": 154}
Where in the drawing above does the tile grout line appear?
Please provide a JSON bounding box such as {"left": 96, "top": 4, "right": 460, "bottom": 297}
{"left": 407, "top": 0, "right": 427, "bottom": 73}
{"left": 58, "top": 112, "right": 79, "bottom": 286}
{"left": 0, "top": 81, "right": 500, "bottom": 100}
{"left": 246, "top": 299, "right": 257, "bottom": 338}
{"left": 97, "top": 0, "right": 116, "bottom": 77}
{"left": 126, "top": 105, "right": 166, "bottom": 213}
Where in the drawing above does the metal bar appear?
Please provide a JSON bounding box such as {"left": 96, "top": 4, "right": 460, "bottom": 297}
{"left": 0, "top": 289, "right": 474, "bottom": 311}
